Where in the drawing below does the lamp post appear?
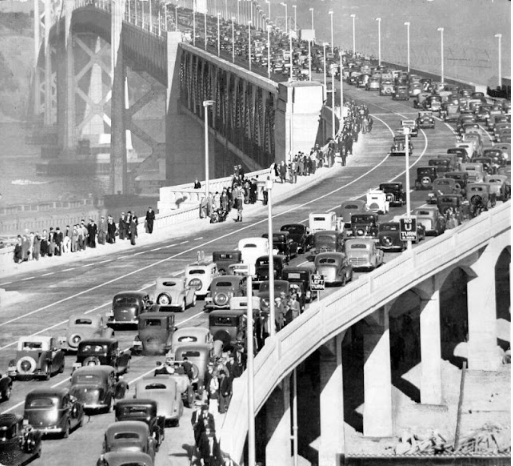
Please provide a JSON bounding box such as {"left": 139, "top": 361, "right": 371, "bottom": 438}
{"left": 403, "top": 126, "right": 412, "bottom": 251}
{"left": 350, "top": 14, "right": 356, "bottom": 57}
{"left": 266, "top": 176, "right": 276, "bottom": 339}
{"left": 323, "top": 42, "right": 328, "bottom": 100}
{"left": 217, "top": 12, "right": 221, "bottom": 56}
{"left": 289, "top": 25, "right": 293, "bottom": 79}
{"left": 495, "top": 33, "right": 502, "bottom": 90}
{"left": 192, "top": 0, "right": 196, "bottom": 45}
{"left": 339, "top": 51, "right": 344, "bottom": 126}
{"left": 331, "top": 70, "right": 336, "bottom": 140}
{"left": 280, "top": 2, "right": 287, "bottom": 36}
{"left": 292, "top": 4, "right": 296, "bottom": 32}
{"left": 175, "top": 3, "right": 179, "bottom": 30}
{"left": 248, "top": 20, "right": 252, "bottom": 71}
{"left": 232, "top": 16, "right": 235, "bottom": 62}
{"left": 237, "top": 0, "right": 240, "bottom": 23}
{"left": 437, "top": 27, "right": 444, "bottom": 83}
{"left": 329, "top": 10, "right": 334, "bottom": 52}
{"left": 404, "top": 22, "right": 410, "bottom": 72}
{"left": 204, "top": 9, "right": 207, "bottom": 50}
{"left": 203, "top": 100, "right": 215, "bottom": 201}
{"left": 376, "top": 17, "right": 381, "bottom": 66}
{"left": 309, "top": 7, "right": 314, "bottom": 30}
{"left": 308, "top": 39, "right": 312, "bottom": 81}
{"left": 267, "top": 24, "right": 271, "bottom": 78}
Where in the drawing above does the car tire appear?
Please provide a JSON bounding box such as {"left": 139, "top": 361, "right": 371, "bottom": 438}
{"left": 17, "top": 356, "right": 37, "bottom": 376}
{"left": 180, "top": 299, "right": 186, "bottom": 312}
{"left": 157, "top": 294, "right": 172, "bottom": 305}
{"left": 191, "top": 294, "right": 197, "bottom": 307}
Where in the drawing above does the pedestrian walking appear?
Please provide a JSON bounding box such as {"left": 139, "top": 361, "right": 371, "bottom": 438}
{"left": 13, "top": 236, "right": 22, "bottom": 263}
{"left": 87, "top": 219, "right": 97, "bottom": 248}
{"left": 118, "top": 213, "right": 126, "bottom": 240}
{"left": 98, "top": 216, "right": 107, "bottom": 245}
{"left": 32, "top": 232, "right": 41, "bottom": 261}
{"left": 218, "top": 370, "right": 232, "bottom": 414}
{"left": 145, "top": 206, "right": 155, "bottom": 234}
{"left": 129, "top": 216, "right": 137, "bottom": 246}
{"left": 40, "top": 229, "right": 49, "bottom": 257}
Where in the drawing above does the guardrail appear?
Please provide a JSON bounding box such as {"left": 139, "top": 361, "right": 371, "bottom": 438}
{"left": 219, "top": 201, "right": 511, "bottom": 465}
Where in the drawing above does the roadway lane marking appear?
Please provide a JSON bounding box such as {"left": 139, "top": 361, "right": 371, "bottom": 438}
{"left": 41, "top": 272, "right": 54, "bottom": 276}
{"left": 52, "top": 377, "right": 71, "bottom": 387}
{"left": 62, "top": 268, "right": 75, "bottom": 272}
{"left": 0, "top": 282, "right": 12, "bottom": 286}
{"left": 126, "top": 367, "right": 157, "bottom": 385}
{"left": 21, "top": 277, "right": 35, "bottom": 281}
{"left": 117, "top": 256, "right": 129, "bottom": 260}
{"left": 1, "top": 401, "right": 23, "bottom": 414}
{"left": 82, "top": 263, "right": 95, "bottom": 267}
{"left": 195, "top": 237, "right": 203, "bottom": 240}
{"left": 151, "top": 247, "right": 162, "bottom": 251}
{"left": 99, "top": 259, "right": 112, "bottom": 264}
{"left": 180, "top": 241, "right": 189, "bottom": 244}
{"left": 164, "top": 243, "right": 177, "bottom": 248}
{"left": 132, "top": 251, "right": 145, "bottom": 256}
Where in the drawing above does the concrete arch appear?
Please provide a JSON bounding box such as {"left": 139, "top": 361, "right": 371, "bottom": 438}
{"left": 495, "top": 246, "right": 511, "bottom": 351}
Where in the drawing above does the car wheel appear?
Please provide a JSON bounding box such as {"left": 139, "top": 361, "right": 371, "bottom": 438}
{"left": 157, "top": 294, "right": 171, "bottom": 305}
{"left": 180, "top": 299, "right": 186, "bottom": 312}
{"left": 2, "top": 385, "right": 12, "bottom": 401}
{"left": 191, "top": 294, "right": 197, "bottom": 307}
{"left": 44, "top": 365, "right": 52, "bottom": 381}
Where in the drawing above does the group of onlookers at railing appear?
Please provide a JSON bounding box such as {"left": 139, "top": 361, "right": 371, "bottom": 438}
{"left": 12, "top": 207, "right": 157, "bottom": 263}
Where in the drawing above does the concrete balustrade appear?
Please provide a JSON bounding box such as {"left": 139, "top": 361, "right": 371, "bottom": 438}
{"left": 219, "top": 201, "right": 511, "bottom": 465}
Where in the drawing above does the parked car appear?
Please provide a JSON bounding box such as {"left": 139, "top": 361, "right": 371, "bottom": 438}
{"left": 134, "top": 376, "right": 183, "bottom": 427}
{"left": 312, "top": 230, "right": 345, "bottom": 255}
{"left": 417, "top": 111, "right": 435, "bottom": 129}
{"left": 204, "top": 275, "right": 247, "bottom": 311}
{"left": 132, "top": 312, "right": 177, "bottom": 356}
{"left": 0, "top": 414, "right": 43, "bottom": 465}
{"left": 412, "top": 207, "right": 446, "bottom": 236}
{"left": 423, "top": 95, "right": 442, "bottom": 115}
{"left": 108, "top": 292, "right": 152, "bottom": 328}
{"left": 484, "top": 174, "right": 510, "bottom": 201}
{"left": 447, "top": 147, "right": 469, "bottom": 164}
{"left": 115, "top": 399, "right": 165, "bottom": 450}
{"left": 366, "top": 190, "right": 389, "bottom": 214}
{"left": 96, "top": 452, "right": 154, "bottom": 466}
{"left": 314, "top": 252, "right": 353, "bottom": 286}
{"left": 185, "top": 262, "right": 219, "bottom": 299}
{"left": 365, "top": 76, "right": 381, "bottom": 91}
{"left": 350, "top": 213, "right": 379, "bottom": 239}
{"left": 254, "top": 255, "right": 286, "bottom": 283}
{"left": 152, "top": 277, "right": 196, "bottom": 311}
{"left": 282, "top": 265, "right": 315, "bottom": 303}
{"left": 401, "top": 119, "right": 419, "bottom": 137}
{"left": 415, "top": 166, "right": 439, "bottom": 190}
{"left": 209, "top": 309, "right": 246, "bottom": 351}
{"left": 460, "top": 162, "right": 485, "bottom": 183}
{"left": 73, "top": 338, "right": 131, "bottom": 376}
{"left": 24, "top": 388, "right": 84, "bottom": 438}
{"left": 0, "top": 373, "right": 12, "bottom": 402}
{"left": 413, "top": 91, "right": 431, "bottom": 109}
{"left": 344, "top": 239, "right": 384, "bottom": 271}
{"left": 212, "top": 250, "right": 242, "bottom": 275}
{"left": 60, "top": 314, "right": 114, "bottom": 352}
{"left": 280, "top": 223, "right": 312, "bottom": 254}
{"left": 309, "top": 212, "right": 338, "bottom": 234}
{"left": 262, "top": 231, "right": 298, "bottom": 261}
{"left": 339, "top": 200, "right": 368, "bottom": 223}
{"left": 472, "top": 157, "right": 497, "bottom": 175}
{"left": 102, "top": 421, "right": 156, "bottom": 461}
{"left": 445, "top": 171, "right": 470, "bottom": 195}
{"left": 380, "top": 80, "right": 394, "bottom": 96}
{"left": 376, "top": 183, "right": 404, "bottom": 207}
{"left": 8, "top": 336, "right": 65, "bottom": 381}
{"left": 429, "top": 157, "right": 457, "bottom": 175}
{"left": 70, "top": 365, "right": 126, "bottom": 413}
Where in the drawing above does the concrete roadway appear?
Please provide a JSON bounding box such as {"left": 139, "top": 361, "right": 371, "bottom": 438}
{"left": 0, "top": 85, "right": 494, "bottom": 465}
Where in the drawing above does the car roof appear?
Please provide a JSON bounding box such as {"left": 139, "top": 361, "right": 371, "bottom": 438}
{"left": 72, "top": 365, "right": 115, "bottom": 378}
{"left": 102, "top": 451, "right": 154, "bottom": 465}
{"left": 209, "top": 309, "right": 246, "bottom": 317}
{"left": 18, "top": 336, "right": 52, "bottom": 345}
{"left": 26, "top": 387, "right": 69, "bottom": 399}
{"left": 211, "top": 275, "right": 243, "bottom": 284}
{"left": 79, "top": 337, "right": 117, "bottom": 345}
{"left": 105, "top": 420, "right": 150, "bottom": 435}
{"left": 0, "top": 414, "right": 22, "bottom": 428}
{"left": 115, "top": 398, "right": 157, "bottom": 409}
{"left": 315, "top": 252, "right": 345, "bottom": 260}
{"left": 114, "top": 291, "right": 148, "bottom": 298}
{"left": 138, "top": 312, "right": 173, "bottom": 320}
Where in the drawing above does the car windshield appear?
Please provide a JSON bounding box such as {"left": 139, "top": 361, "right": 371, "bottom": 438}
{"left": 188, "top": 269, "right": 206, "bottom": 275}
{"left": 281, "top": 225, "right": 303, "bottom": 234}
{"left": 144, "top": 383, "right": 168, "bottom": 390}
{"left": 113, "top": 432, "right": 141, "bottom": 440}
{"left": 74, "top": 319, "right": 93, "bottom": 325}
{"left": 118, "top": 406, "right": 150, "bottom": 416}
{"left": 317, "top": 258, "right": 338, "bottom": 264}
{"left": 22, "top": 342, "right": 43, "bottom": 350}
{"left": 80, "top": 344, "right": 107, "bottom": 353}
{"left": 316, "top": 235, "right": 336, "bottom": 242}
{"left": 215, "top": 281, "right": 236, "bottom": 288}
{"left": 210, "top": 316, "right": 238, "bottom": 326}
{"left": 352, "top": 215, "right": 375, "bottom": 223}
{"left": 27, "top": 398, "right": 55, "bottom": 408}
{"left": 74, "top": 374, "right": 102, "bottom": 384}
{"left": 350, "top": 244, "right": 368, "bottom": 249}
{"left": 115, "top": 297, "right": 139, "bottom": 305}
{"left": 214, "top": 253, "right": 237, "bottom": 260}
{"left": 380, "top": 224, "right": 399, "bottom": 231}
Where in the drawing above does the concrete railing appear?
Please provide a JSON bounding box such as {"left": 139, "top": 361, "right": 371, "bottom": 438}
{"left": 219, "top": 201, "right": 511, "bottom": 465}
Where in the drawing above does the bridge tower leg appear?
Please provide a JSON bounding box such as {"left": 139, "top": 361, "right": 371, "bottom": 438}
{"left": 363, "top": 306, "right": 393, "bottom": 437}
{"left": 111, "top": 0, "right": 128, "bottom": 194}
{"left": 318, "top": 333, "right": 346, "bottom": 466}
{"left": 265, "top": 376, "right": 293, "bottom": 466}
{"left": 33, "top": 0, "right": 42, "bottom": 118}
{"left": 43, "top": 0, "right": 54, "bottom": 127}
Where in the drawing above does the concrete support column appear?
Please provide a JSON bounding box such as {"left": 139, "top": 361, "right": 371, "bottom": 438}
{"left": 418, "top": 276, "right": 443, "bottom": 405}
{"left": 34, "top": 0, "right": 41, "bottom": 117}
{"left": 43, "top": 0, "right": 53, "bottom": 126}
{"left": 363, "top": 307, "right": 393, "bottom": 437}
{"left": 65, "top": 35, "right": 76, "bottom": 150}
{"left": 265, "top": 376, "right": 293, "bottom": 466}
{"left": 319, "top": 333, "right": 346, "bottom": 466}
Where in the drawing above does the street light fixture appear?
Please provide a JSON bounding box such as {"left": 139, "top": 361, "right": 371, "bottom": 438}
{"left": 339, "top": 51, "right": 344, "bottom": 126}
{"left": 266, "top": 176, "right": 275, "bottom": 339}
{"left": 292, "top": 4, "right": 297, "bottom": 32}
{"left": 204, "top": 8, "right": 207, "bottom": 50}
{"left": 350, "top": 14, "right": 356, "bottom": 57}
{"left": 267, "top": 24, "right": 272, "bottom": 78}
{"left": 232, "top": 16, "right": 235, "bottom": 62}
{"left": 437, "top": 27, "right": 444, "bottom": 83}
{"left": 248, "top": 20, "right": 252, "bottom": 71}
{"left": 280, "top": 2, "right": 287, "bottom": 36}
{"left": 403, "top": 126, "right": 412, "bottom": 251}
{"left": 217, "top": 13, "right": 221, "bottom": 56}
{"left": 404, "top": 22, "right": 410, "bottom": 72}
{"left": 376, "top": 17, "right": 381, "bottom": 67}
{"left": 309, "top": 7, "right": 314, "bottom": 30}
{"left": 495, "top": 33, "right": 502, "bottom": 90}
{"left": 329, "top": 10, "right": 334, "bottom": 52}
{"left": 203, "top": 100, "right": 215, "bottom": 201}
{"left": 323, "top": 42, "right": 329, "bottom": 100}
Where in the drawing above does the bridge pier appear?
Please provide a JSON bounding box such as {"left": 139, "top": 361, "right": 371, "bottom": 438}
{"left": 318, "top": 333, "right": 346, "bottom": 466}
{"left": 363, "top": 306, "right": 393, "bottom": 437}
{"left": 265, "top": 376, "right": 293, "bottom": 466}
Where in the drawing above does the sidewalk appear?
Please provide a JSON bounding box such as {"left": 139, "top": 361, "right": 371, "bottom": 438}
{"left": 0, "top": 141, "right": 363, "bottom": 281}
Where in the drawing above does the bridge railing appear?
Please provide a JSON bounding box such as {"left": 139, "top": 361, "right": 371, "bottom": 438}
{"left": 219, "top": 201, "right": 511, "bottom": 465}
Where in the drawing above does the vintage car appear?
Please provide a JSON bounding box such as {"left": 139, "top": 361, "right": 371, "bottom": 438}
{"left": 447, "top": 147, "right": 469, "bottom": 164}
{"left": 378, "top": 183, "right": 405, "bottom": 207}
{"left": 365, "top": 76, "right": 381, "bottom": 91}
{"left": 350, "top": 213, "right": 379, "bottom": 239}
{"left": 282, "top": 265, "right": 315, "bottom": 303}
{"left": 152, "top": 277, "right": 196, "bottom": 311}
{"left": 309, "top": 212, "right": 338, "bottom": 234}
{"left": 390, "top": 135, "right": 413, "bottom": 156}
{"left": 423, "top": 95, "right": 442, "bottom": 115}
{"left": 170, "top": 327, "right": 213, "bottom": 354}
{"left": 262, "top": 231, "right": 298, "bottom": 261}
{"left": 258, "top": 280, "right": 291, "bottom": 313}
{"left": 173, "top": 343, "right": 214, "bottom": 393}
{"left": 238, "top": 237, "right": 269, "bottom": 269}
{"left": 209, "top": 309, "right": 247, "bottom": 351}
{"left": 461, "top": 133, "right": 484, "bottom": 156}
{"left": 0, "top": 373, "right": 12, "bottom": 402}
{"left": 392, "top": 85, "right": 409, "bottom": 101}
{"left": 344, "top": 239, "right": 384, "bottom": 271}
{"left": 8, "top": 336, "right": 65, "bottom": 381}
{"left": 413, "top": 91, "right": 431, "bottom": 109}
{"left": 377, "top": 222, "right": 406, "bottom": 251}
{"left": 60, "top": 314, "right": 114, "bottom": 352}
{"left": 472, "top": 157, "right": 497, "bottom": 175}
{"left": 212, "top": 250, "right": 242, "bottom": 275}
{"left": 482, "top": 148, "right": 508, "bottom": 167}
{"left": 366, "top": 190, "right": 389, "bottom": 214}
{"left": 455, "top": 141, "right": 476, "bottom": 159}
{"left": 280, "top": 223, "right": 312, "bottom": 254}
{"left": 467, "top": 183, "right": 497, "bottom": 212}
{"left": 427, "top": 177, "right": 462, "bottom": 204}
{"left": 184, "top": 261, "right": 219, "bottom": 299}
{"left": 310, "top": 229, "right": 344, "bottom": 256}
{"left": 134, "top": 376, "right": 183, "bottom": 426}
{"left": 204, "top": 275, "right": 247, "bottom": 311}
{"left": 401, "top": 119, "right": 419, "bottom": 137}
{"left": 314, "top": 252, "right": 353, "bottom": 286}
{"left": 339, "top": 200, "right": 368, "bottom": 223}
{"left": 24, "top": 388, "right": 84, "bottom": 438}
{"left": 73, "top": 338, "right": 131, "bottom": 376}
{"left": 356, "top": 74, "right": 370, "bottom": 88}
{"left": 416, "top": 111, "right": 435, "bottom": 129}
{"left": 412, "top": 207, "right": 446, "bottom": 236}
{"left": 108, "top": 292, "right": 152, "bottom": 328}
{"left": 70, "top": 365, "right": 126, "bottom": 413}
{"left": 441, "top": 101, "right": 461, "bottom": 122}
{"left": 96, "top": 452, "right": 154, "bottom": 466}
{"left": 115, "top": 399, "right": 165, "bottom": 450}
{"left": 380, "top": 80, "right": 395, "bottom": 96}
{"left": 445, "top": 171, "right": 470, "bottom": 195}
{"left": 429, "top": 157, "right": 457, "bottom": 175}
{"left": 484, "top": 174, "right": 510, "bottom": 201}
{"left": 0, "top": 414, "right": 43, "bottom": 466}
{"left": 254, "top": 255, "right": 286, "bottom": 283}
{"left": 102, "top": 421, "right": 156, "bottom": 461}
{"left": 132, "top": 312, "right": 176, "bottom": 356}
{"left": 436, "top": 195, "right": 471, "bottom": 224}
{"left": 460, "top": 162, "right": 485, "bottom": 183}
{"left": 409, "top": 82, "right": 423, "bottom": 97}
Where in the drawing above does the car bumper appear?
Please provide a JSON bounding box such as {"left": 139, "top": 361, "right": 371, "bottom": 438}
{"left": 108, "top": 318, "right": 138, "bottom": 325}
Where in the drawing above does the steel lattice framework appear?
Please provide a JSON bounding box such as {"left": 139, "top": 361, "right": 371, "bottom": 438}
{"left": 180, "top": 48, "right": 276, "bottom": 168}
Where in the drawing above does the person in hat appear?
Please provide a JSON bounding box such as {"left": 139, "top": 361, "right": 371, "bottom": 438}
{"left": 218, "top": 370, "right": 232, "bottom": 414}
{"left": 145, "top": 207, "right": 156, "bottom": 234}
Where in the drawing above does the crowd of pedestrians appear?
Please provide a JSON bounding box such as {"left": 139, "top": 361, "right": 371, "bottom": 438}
{"left": 12, "top": 208, "right": 157, "bottom": 264}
